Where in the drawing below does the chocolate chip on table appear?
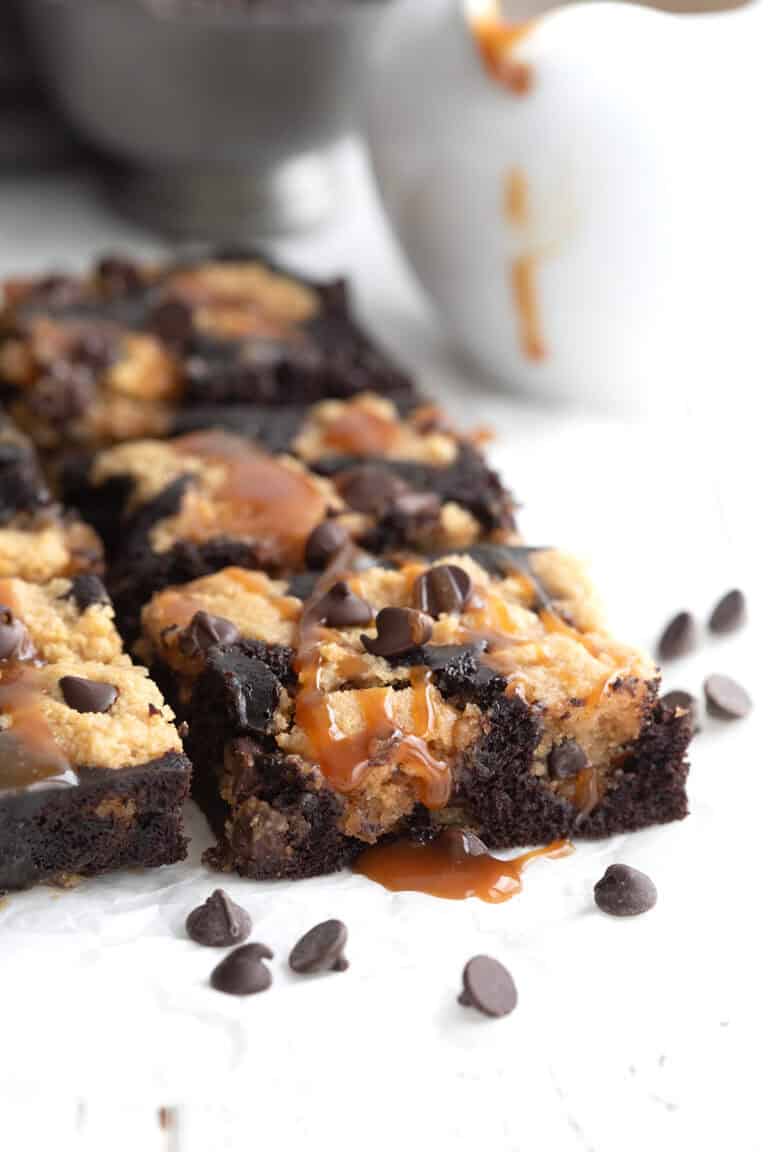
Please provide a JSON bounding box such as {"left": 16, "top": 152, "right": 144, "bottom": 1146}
{"left": 458, "top": 956, "right": 517, "bottom": 1018}
{"left": 59, "top": 676, "right": 118, "bottom": 714}
{"left": 178, "top": 610, "right": 240, "bottom": 657}
{"left": 660, "top": 689, "right": 700, "bottom": 731}
{"left": 704, "top": 674, "right": 753, "bottom": 720}
{"left": 186, "top": 889, "right": 252, "bottom": 947}
{"left": 413, "top": 565, "right": 472, "bottom": 618}
{"left": 0, "top": 607, "right": 34, "bottom": 661}
{"left": 547, "top": 739, "right": 589, "bottom": 780}
{"left": 311, "top": 581, "right": 373, "bottom": 628}
{"left": 657, "top": 611, "right": 696, "bottom": 661}
{"left": 594, "top": 864, "right": 657, "bottom": 916}
{"left": 210, "top": 942, "right": 274, "bottom": 996}
{"left": 708, "top": 589, "right": 747, "bottom": 635}
{"left": 362, "top": 607, "right": 433, "bottom": 658}
{"left": 289, "top": 919, "right": 349, "bottom": 975}
{"left": 304, "top": 520, "right": 349, "bottom": 570}
{"left": 147, "top": 298, "right": 193, "bottom": 345}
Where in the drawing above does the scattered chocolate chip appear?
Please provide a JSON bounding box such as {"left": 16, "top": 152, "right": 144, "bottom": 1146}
{"left": 441, "top": 827, "right": 488, "bottom": 860}
{"left": 59, "top": 676, "right": 118, "bottom": 714}
{"left": 660, "top": 689, "right": 699, "bottom": 731}
{"left": 335, "top": 466, "right": 409, "bottom": 516}
{"left": 289, "top": 920, "right": 349, "bottom": 974}
{"left": 657, "top": 612, "right": 696, "bottom": 661}
{"left": 0, "top": 607, "right": 34, "bottom": 661}
{"left": 147, "top": 298, "right": 193, "bottom": 345}
{"left": 594, "top": 864, "right": 657, "bottom": 916}
{"left": 708, "top": 589, "right": 747, "bottom": 635}
{"left": 210, "top": 942, "right": 273, "bottom": 996}
{"left": 304, "top": 521, "right": 349, "bottom": 570}
{"left": 362, "top": 606, "right": 433, "bottom": 659}
{"left": 390, "top": 490, "right": 442, "bottom": 524}
{"left": 548, "top": 739, "right": 589, "bottom": 780}
{"left": 413, "top": 565, "right": 472, "bottom": 618}
{"left": 311, "top": 581, "right": 373, "bottom": 628}
{"left": 148, "top": 702, "right": 162, "bottom": 717}
{"left": 178, "top": 610, "right": 240, "bottom": 658}
{"left": 704, "top": 674, "right": 753, "bottom": 720}
{"left": 458, "top": 956, "right": 517, "bottom": 1018}
{"left": 186, "top": 889, "right": 253, "bottom": 947}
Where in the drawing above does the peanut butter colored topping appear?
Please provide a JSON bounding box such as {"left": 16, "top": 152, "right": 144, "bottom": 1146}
{"left": 143, "top": 567, "right": 301, "bottom": 675}
{"left": 156, "top": 431, "right": 330, "bottom": 565}
{"left": 355, "top": 832, "right": 573, "bottom": 902}
{"left": 294, "top": 395, "right": 458, "bottom": 466}
{"left": 168, "top": 261, "right": 319, "bottom": 340}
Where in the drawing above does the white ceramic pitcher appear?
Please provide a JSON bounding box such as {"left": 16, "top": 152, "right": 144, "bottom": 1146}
{"left": 368, "top": 0, "right": 768, "bottom": 411}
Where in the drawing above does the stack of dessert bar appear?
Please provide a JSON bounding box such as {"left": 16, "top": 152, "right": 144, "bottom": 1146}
{"left": 0, "top": 253, "right": 691, "bottom": 889}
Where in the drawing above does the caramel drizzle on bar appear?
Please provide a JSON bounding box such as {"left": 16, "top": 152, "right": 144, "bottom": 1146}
{"left": 169, "top": 430, "right": 328, "bottom": 565}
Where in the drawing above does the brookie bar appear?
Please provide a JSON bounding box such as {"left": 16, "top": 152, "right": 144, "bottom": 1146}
{"left": 138, "top": 548, "right": 691, "bottom": 880}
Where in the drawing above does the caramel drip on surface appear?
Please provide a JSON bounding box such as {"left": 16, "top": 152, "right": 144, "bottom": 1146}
{"left": 322, "top": 404, "right": 400, "bottom": 457}
{"left": 355, "top": 831, "right": 573, "bottom": 903}
{"left": 471, "top": 15, "right": 534, "bottom": 94}
{"left": 0, "top": 667, "right": 76, "bottom": 792}
{"left": 170, "top": 430, "right": 326, "bottom": 563}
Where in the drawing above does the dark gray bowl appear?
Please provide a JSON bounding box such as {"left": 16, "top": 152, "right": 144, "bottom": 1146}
{"left": 22, "top": 0, "right": 392, "bottom": 235}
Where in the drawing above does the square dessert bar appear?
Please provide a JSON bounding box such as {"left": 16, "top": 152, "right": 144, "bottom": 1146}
{"left": 0, "top": 565, "right": 191, "bottom": 891}
{"left": 0, "top": 412, "right": 104, "bottom": 583}
{"left": 139, "top": 549, "right": 691, "bottom": 880}
{"left": 75, "top": 408, "right": 515, "bottom": 642}
{"left": 0, "top": 658, "right": 190, "bottom": 891}
{"left": 0, "top": 251, "right": 414, "bottom": 461}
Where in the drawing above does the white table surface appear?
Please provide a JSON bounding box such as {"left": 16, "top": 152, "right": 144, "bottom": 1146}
{"left": 0, "top": 143, "right": 762, "bottom": 1152}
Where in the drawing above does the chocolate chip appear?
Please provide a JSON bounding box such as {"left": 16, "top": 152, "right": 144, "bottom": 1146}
{"left": 458, "top": 956, "right": 517, "bottom": 1018}
{"left": 548, "top": 739, "right": 589, "bottom": 780}
{"left": 335, "top": 466, "right": 409, "bottom": 515}
{"left": 147, "top": 298, "right": 193, "bottom": 345}
{"left": 413, "top": 565, "right": 472, "bottom": 617}
{"left": 178, "top": 611, "right": 240, "bottom": 658}
{"left": 660, "top": 689, "right": 699, "bottom": 731}
{"left": 594, "top": 864, "right": 657, "bottom": 916}
{"left": 704, "top": 674, "right": 753, "bottom": 720}
{"left": 0, "top": 608, "right": 34, "bottom": 661}
{"left": 96, "top": 255, "right": 143, "bottom": 297}
{"left": 68, "top": 573, "right": 110, "bottom": 612}
{"left": 210, "top": 942, "right": 273, "bottom": 996}
{"left": 59, "top": 676, "right": 118, "bottom": 714}
{"left": 289, "top": 920, "right": 349, "bottom": 974}
{"left": 304, "top": 521, "right": 349, "bottom": 570}
{"left": 361, "top": 607, "right": 433, "bottom": 659}
{"left": 186, "top": 889, "right": 252, "bottom": 947}
{"left": 657, "top": 612, "right": 696, "bottom": 661}
{"left": 148, "top": 702, "right": 162, "bottom": 717}
{"left": 311, "top": 581, "right": 373, "bottom": 628}
{"left": 708, "top": 589, "right": 747, "bottom": 635}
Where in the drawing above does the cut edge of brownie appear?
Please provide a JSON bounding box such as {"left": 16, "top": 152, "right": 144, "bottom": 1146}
{"left": 0, "top": 751, "right": 191, "bottom": 892}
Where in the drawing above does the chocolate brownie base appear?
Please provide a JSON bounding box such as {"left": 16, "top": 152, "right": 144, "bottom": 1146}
{"left": 0, "top": 752, "right": 190, "bottom": 891}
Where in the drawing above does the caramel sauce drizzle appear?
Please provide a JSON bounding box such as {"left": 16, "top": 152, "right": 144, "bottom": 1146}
{"left": 321, "top": 403, "right": 400, "bottom": 457}
{"left": 470, "top": 12, "right": 534, "bottom": 95}
{"left": 355, "top": 831, "right": 573, "bottom": 903}
{"left": 503, "top": 170, "right": 546, "bottom": 362}
{"left": 170, "top": 430, "right": 327, "bottom": 564}
{"left": 0, "top": 666, "right": 76, "bottom": 792}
